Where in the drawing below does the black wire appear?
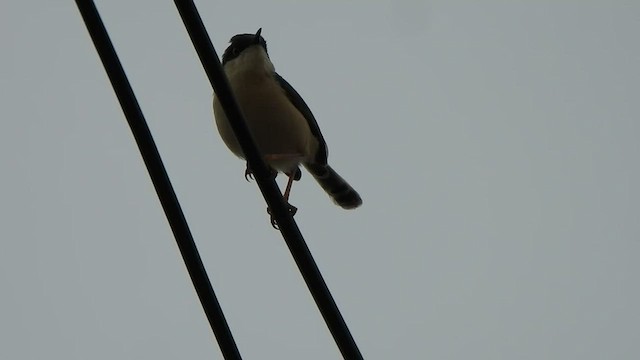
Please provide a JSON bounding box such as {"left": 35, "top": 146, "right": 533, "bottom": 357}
{"left": 173, "top": 1, "right": 364, "bottom": 359}
{"left": 74, "top": 1, "right": 242, "bottom": 359}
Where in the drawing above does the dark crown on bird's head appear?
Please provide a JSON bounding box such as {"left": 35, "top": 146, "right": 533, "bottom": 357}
{"left": 221, "top": 28, "right": 268, "bottom": 65}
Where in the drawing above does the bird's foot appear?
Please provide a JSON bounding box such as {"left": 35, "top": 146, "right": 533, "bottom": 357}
{"left": 244, "top": 167, "right": 254, "bottom": 182}
{"left": 244, "top": 162, "right": 276, "bottom": 182}
{"left": 268, "top": 203, "right": 298, "bottom": 229}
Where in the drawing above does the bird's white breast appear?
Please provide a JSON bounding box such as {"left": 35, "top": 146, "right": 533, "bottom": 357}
{"left": 213, "top": 46, "right": 318, "bottom": 172}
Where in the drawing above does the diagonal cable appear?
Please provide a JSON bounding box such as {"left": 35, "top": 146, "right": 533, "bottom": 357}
{"left": 74, "top": 1, "right": 242, "bottom": 359}
{"left": 173, "top": 1, "right": 364, "bottom": 359}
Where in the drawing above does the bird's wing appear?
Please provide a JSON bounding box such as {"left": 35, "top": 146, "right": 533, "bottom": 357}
{"left": 275, "top": 73, "right": 328, "bottom": 165}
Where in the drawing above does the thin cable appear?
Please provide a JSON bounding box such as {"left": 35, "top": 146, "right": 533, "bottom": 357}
{"left": 173, "top": 1, "right": 364, "bottom": 359}
{"left": 74, "top": 1, "right": 242, "bottom": 359}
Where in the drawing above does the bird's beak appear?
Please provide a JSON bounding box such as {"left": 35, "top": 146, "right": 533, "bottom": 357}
{"left": 254, "top": 28, "right": 262, "bottom": 43}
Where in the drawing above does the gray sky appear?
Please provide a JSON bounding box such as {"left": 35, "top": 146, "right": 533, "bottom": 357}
{"left": 2, "top": 1, "right": 639, "bottom": 359}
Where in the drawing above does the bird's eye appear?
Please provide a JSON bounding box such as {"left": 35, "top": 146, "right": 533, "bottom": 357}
{"left": 231, "top": 47, "right": 239, "bottom": 56}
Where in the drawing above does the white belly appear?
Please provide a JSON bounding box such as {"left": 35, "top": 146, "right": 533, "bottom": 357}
{"left": 213, "top": 71, "right": 318, "bottom": 172}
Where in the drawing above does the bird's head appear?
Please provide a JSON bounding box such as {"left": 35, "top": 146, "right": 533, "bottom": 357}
{"left": 221, "top": 28, "right": 269, "bottom": 67}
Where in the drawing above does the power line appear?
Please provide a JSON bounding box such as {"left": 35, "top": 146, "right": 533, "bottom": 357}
{"left": 173, "top": 1, "right": 364, "bottom": 359}
{"left": 74, "top": 1, "right": 242, "bottom": 359}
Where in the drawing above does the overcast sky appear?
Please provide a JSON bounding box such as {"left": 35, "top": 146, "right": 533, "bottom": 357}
{"left": 2, "top": 1, "right": 639, "bottom": 359}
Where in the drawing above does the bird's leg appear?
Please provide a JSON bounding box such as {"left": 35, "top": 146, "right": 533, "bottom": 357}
{"left": 253, "top": 154, "right": 303, "bottom": 229}
{"left": 283, "top": 170, "right": 296, "bottom": 203}
{"left": 267, "top": 167, "right": 300, "bottom": 230}
{"left": 282, "top": 171, "right": 298, "bottom": 215}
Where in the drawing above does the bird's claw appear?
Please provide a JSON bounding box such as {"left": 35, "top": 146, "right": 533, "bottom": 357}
{"left": 244, "top": 168, "right": 254, "bottom": 182}
{"left": 268, "top": 204, "right": 298, "bottom": 229}
{"left": 244, "top": 163, "right": 277, "bottom": 182}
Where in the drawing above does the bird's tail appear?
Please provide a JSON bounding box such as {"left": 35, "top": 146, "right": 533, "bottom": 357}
{"left": 304, "top": 163, "right": 362, "bottom": 209}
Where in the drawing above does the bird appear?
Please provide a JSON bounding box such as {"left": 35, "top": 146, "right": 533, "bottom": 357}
{"left": 213, "top": 28, "right": 362, "bottom": 226}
